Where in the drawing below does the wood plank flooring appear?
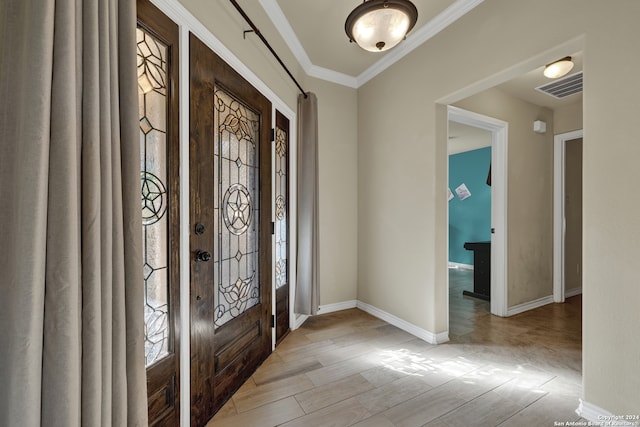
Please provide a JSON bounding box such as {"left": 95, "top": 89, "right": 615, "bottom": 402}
{"left": 208, "top": 269, "right": 583, "bottom": 426}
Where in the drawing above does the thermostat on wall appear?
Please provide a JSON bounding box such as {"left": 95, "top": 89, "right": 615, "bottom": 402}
{"left": 533, "top": 120, "right": 547, "bottom": 134}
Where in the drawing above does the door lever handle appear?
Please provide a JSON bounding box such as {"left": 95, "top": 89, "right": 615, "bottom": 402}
{"left": 195, "top": 250, "right": 212, "bottom": 262}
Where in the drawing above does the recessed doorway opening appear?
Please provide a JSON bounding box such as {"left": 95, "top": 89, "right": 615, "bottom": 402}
{"left": 448, "top": 106, "right": 509, "bottom": 320}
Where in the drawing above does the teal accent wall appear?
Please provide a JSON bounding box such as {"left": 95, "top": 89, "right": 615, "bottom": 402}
{"left": 449, "top": 147, "right": 492, "bottom": 265}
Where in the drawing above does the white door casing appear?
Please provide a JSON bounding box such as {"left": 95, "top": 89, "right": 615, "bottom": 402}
{"left": 553, "top": 129, "right": 583, "bottom": 303}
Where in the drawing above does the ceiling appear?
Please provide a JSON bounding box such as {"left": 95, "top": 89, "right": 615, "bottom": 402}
{"left": 259, "top": 0, "right": 583, "bottom": 110}
{"left": 448, "top": 122, "right": 491, "bottom": 155}
{"left": 272, "top": 0, "right": 458, "bottom": 77}
{"left": 497, "top": 52, "right": 583, "bottom": 110}
{"left": 259, "top": 0, "right": 483, "bottom": 87}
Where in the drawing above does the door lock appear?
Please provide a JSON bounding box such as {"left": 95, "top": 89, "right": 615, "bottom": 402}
{"left": 195, "top": 250, "right": 212, "bottom": 262}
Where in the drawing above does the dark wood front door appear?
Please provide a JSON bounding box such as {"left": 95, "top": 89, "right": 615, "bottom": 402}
{"left": 189, "top": 33, "right": 272, "bottom": 427}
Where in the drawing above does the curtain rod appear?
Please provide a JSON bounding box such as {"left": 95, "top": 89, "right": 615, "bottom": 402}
{"left": 228, "top": 0, "right": 308, "bottom": 99}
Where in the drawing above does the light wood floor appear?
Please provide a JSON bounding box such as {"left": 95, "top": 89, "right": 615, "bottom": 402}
{"left": 209, "top": 269, "right": 583, "bottom": 426}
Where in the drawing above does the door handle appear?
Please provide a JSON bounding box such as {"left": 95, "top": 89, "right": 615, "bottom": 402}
{"left": 195, "top": 250, "right": 212, "bottom": 262}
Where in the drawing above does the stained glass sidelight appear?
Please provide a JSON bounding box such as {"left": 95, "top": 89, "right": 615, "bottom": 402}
{"left": 213, "top": 87, "right": 261, "bottom": 328}
{"left": 274, "top": 125, "right": 288, "bottom": 290}
{"left": 137, "top": 27, "right": 170, "bottom": 367}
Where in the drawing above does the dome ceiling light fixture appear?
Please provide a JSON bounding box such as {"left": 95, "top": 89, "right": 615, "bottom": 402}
{"left": 543, "top": 56, "right": 574, "bottom": 79}
{"left": 345, "top": 0, "right": 418, "bottom": 52}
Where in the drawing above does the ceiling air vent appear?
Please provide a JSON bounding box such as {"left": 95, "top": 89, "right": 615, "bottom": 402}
{"left": 535, "top": 71, "right": 583, "bottom": 99}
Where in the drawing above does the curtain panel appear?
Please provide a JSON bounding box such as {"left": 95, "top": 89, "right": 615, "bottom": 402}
{"left": 0, "top": 0, "right": 148, "bottom": 425}
{"left": 295, "top": 92, "right": 320, "bottom": 316}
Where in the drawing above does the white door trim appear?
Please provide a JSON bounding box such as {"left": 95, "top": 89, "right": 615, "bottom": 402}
{"left": 553, "top": 129, "right": 583, "bottom": 303}
{"left": 448, "top": 106, "right": 509, "bottom": 317}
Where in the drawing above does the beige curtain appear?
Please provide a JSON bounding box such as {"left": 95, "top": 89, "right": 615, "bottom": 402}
{"left": 295, "top": 92, "right": 320, "bottom": 316}
{"left": 0, "top": 0, "right": 148, "bottom": 426}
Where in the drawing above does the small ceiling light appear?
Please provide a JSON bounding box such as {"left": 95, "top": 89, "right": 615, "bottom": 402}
{"left": 345, "top": 0, "right": 418, "bottom": 52}
{"left": 543, "top": 56, "right": 574, "bottom": 79}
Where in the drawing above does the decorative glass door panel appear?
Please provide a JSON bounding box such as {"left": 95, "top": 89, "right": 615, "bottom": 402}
{"left": 137, "top": 26, "right": 170, "bottom": 366}
{"left": 274, "top": 111, "right": 290, "bottom": 345}
{"left": 274, "top": 125, "right": 287, "bottom": 290}
{"left": 136, "top": 1, "right": 180, "bottom": 424}
{"left": 213, "top": 88, "right": 261, "bottom": 328}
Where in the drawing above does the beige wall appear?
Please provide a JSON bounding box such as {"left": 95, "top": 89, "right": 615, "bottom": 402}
{"left": 307, "top": 77, "right": 359, "bottom": 305}
{"left": 358, "top": 0, "right": 640, "bottom": 414}
{"left": 177, "top": 1, "right": 360, "bottom": 305}
{"left": 554, "top": 102, "right": 583, "bottom": 134}
{"left": 454, "top": 88, "right": 554, "bottom": 306}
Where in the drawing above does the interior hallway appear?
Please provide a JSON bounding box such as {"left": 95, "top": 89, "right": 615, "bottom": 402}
{"left": 209, "top": 269, "right": 583, "bottom": 426}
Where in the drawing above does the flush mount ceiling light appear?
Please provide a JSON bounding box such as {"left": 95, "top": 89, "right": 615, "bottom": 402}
{"left": 345, "top": 0, "right": 418, "bottom": 52}
{"left": 543, "top": 56, "right": 574, "bottom": 79}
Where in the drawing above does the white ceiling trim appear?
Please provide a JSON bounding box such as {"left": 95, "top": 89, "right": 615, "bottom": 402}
{"left": 259, "top": 0, "right": 359, "bottom": 88}
{"left": 260, "top": 0, "right": 484, "bottom": 89}
{"left": 307, "top": 64, "right": 359, "bottom": 89}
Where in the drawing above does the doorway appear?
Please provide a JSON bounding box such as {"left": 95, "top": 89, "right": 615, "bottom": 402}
{"left": 554, "top": 130, "right": 584, "bottom": 302}
{"left": 447, "top": 120, "right": 492, "bottom": 336}
{"left": 189, "top": 33, "right": 273, "bottom": 426}
{"left": 448, "top": 106, "right": 508, "bottom": 317}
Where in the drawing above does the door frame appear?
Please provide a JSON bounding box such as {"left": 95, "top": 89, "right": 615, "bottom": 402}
{"left": 553, "top": 129, "right": 584, "bottom": 303}
{"left": 448, "top": 106, "right": 509, "bottom": 317}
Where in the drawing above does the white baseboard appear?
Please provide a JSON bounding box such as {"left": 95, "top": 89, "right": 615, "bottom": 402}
{"left": 317, "top": 300, "right": 358, "bottom": 315}
{"left": 303, "top": 300, "right": 449, "bottom": 344}
{"left": 507, "top": 295, "right": 554, "bottom": 316}
{"left": 565, "top": 287, "right": 583, "bottom": 298}
{"left": 294, "top": 300, "right": 358, "bottom": 328}
{"left": 292, "top": 313, "right": 309, "bottom": 330}
{"left": 356, "top": 301, "right": 449, "bottom": 344}
{"left": 448, "top": 262, "right": 474, "bottom": 271}
{"left": 576, "top": 399, "right": 619, "bottom": 426}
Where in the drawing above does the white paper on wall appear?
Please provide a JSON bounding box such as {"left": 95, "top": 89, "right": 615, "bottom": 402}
{"left": 448, "top": 188, "right": 454, "bottom": 201}
{"left": 455, "top": 183, "right": 471, "bottom": 200}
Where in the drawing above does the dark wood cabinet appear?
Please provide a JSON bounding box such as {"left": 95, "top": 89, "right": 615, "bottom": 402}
{"left": 463, "top": 241, "right": 491, "bottom": 301}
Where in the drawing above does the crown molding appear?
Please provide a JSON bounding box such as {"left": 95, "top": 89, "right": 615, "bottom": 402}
{"left": 258, "top": 0, "right": 313, "bottom": 70}
{"left": 260, "top": 0, "right": 484, "bottom": 89}
{"left": 258, "top": 0, "right": 359, "bottom": 88}
{"left": 308, "top": 64, "right": 359, "bottom": 89}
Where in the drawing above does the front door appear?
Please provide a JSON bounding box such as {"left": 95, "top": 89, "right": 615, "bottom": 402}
{"left": 189, "top": 34, "right": 272, "bottom": 427}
